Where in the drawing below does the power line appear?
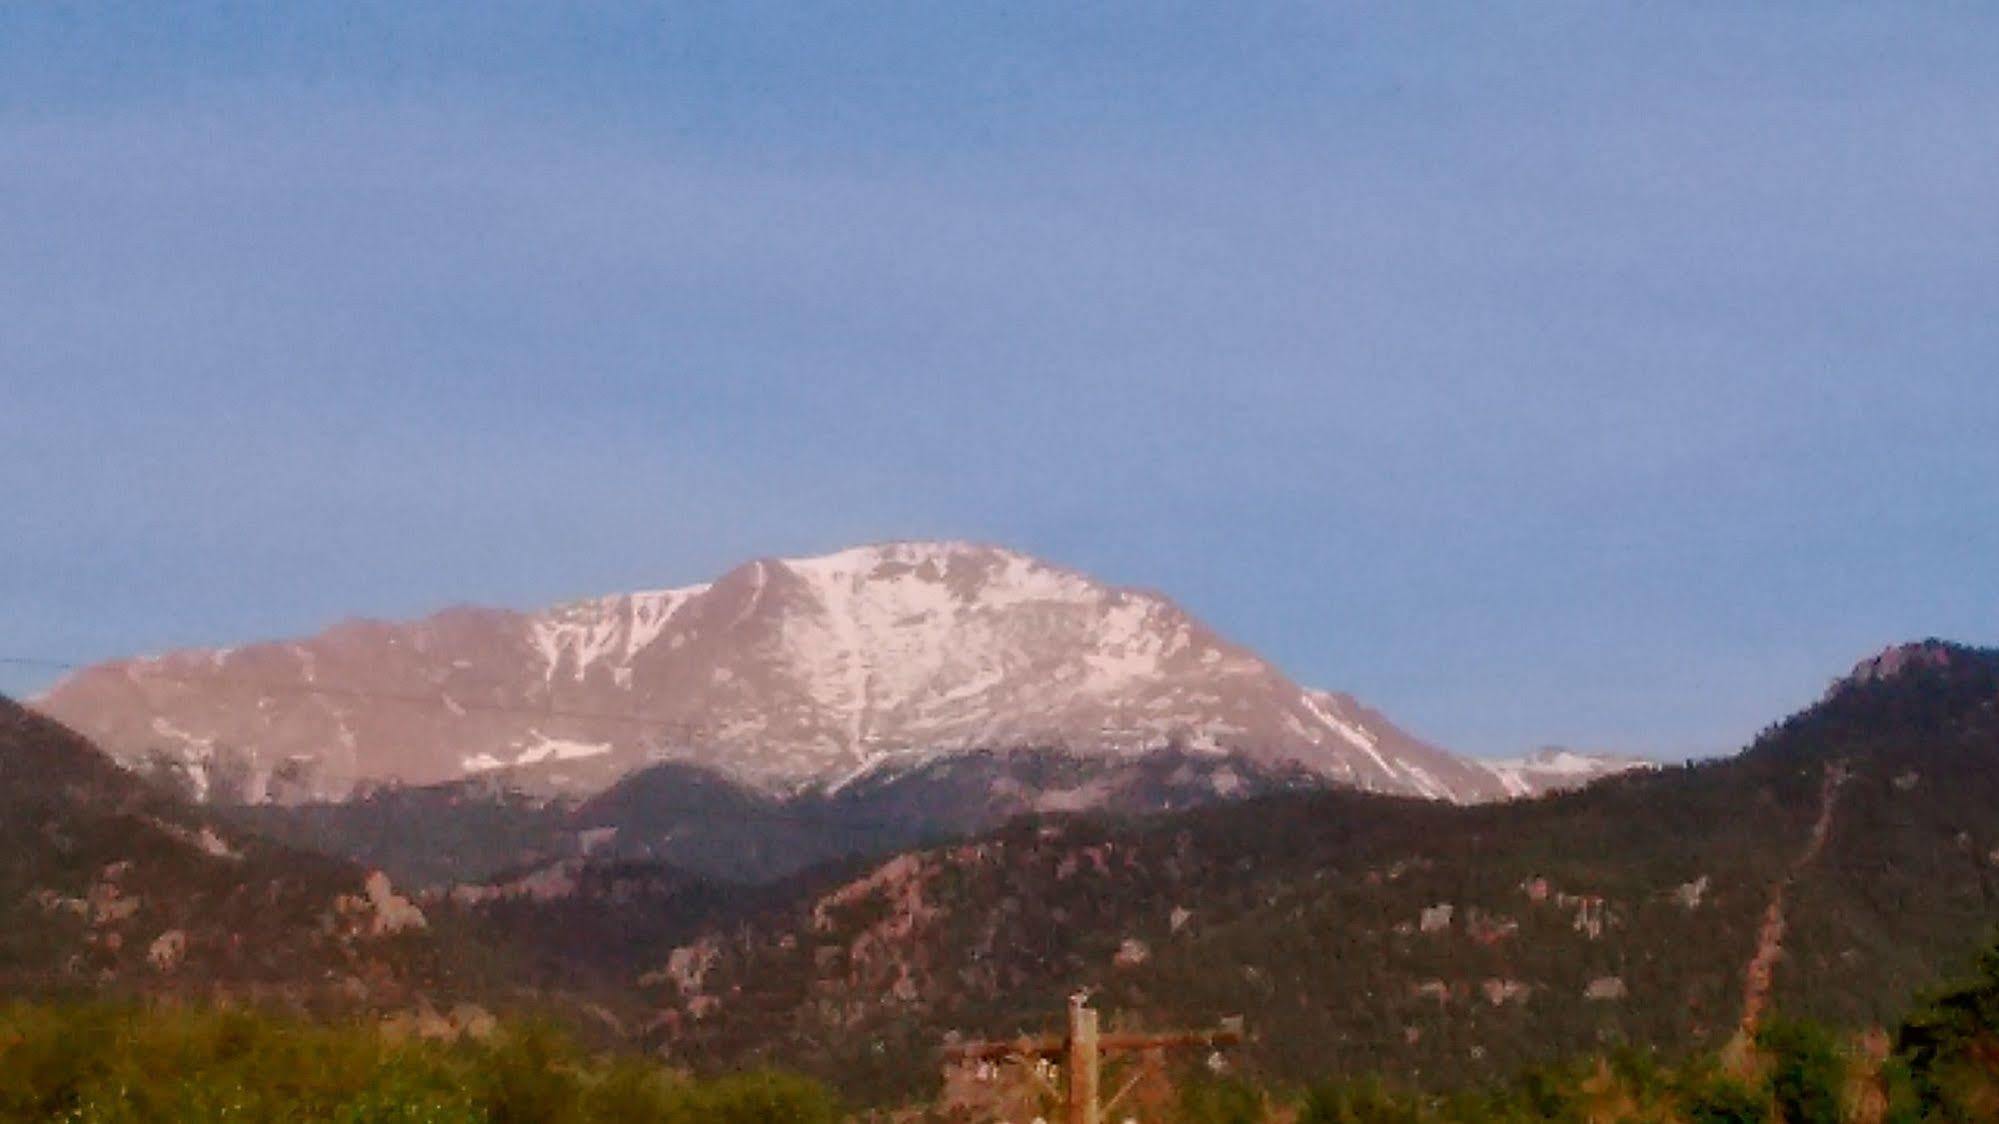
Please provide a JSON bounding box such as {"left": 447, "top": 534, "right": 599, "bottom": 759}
{"left": 0, "top": 653, "right": 1119, "bottom": 831}
{"left": 1, "top": 654, "right": 723, "bottom": 734}
{"left": 1, "top": 651, "right": 1213, "bottom": 782}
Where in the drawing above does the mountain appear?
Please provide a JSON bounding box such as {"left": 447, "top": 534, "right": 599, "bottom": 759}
{"left": 1478, "top": 746, "right": 1656, "bottom": 799}
{"left": 15, "top": 630, "right": 1996, "bottom": 1109}
{"left": 627, "top": 641, "right": 1999, "bottom": 1103}
{"left": 229, "top": 746, "right": 1337, "bottom": 889}
{"left": 32, "top": 541, "right": 1635, "bottom": 806}
{"left": 0, "top": 695, "right": 482, "bottom": 1006}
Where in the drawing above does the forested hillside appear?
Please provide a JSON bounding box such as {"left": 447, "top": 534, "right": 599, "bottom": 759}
{"left": 228, "top": 747, "right": 1333, "bottom": 888}
{"left": 0, "top": 696, "right": 555, "bottom": 1021}
{"left": 639, "top": 643, "right": 1999, "bottom": 1104}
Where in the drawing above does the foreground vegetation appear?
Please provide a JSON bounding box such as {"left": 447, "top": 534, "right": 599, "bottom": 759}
{"left": 0, "top": 1004, "right": 840, "bottom": 1123}
{"left": 1, "top": 937, "right": 1993, "bottom": 1121}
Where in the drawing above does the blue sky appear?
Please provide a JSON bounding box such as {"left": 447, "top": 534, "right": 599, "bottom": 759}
{"left": 4, "top": 4, "right": 1996, "bottom": 759}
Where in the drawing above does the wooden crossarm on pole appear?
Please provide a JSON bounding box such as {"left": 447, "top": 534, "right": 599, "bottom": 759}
{"left": 942, "top": 1026, "right": 1242, "bottom": 1062}
{"left": 941, "top": 996, "right": 1243, "bottom": 1124}
{"left": 1095, "top": 1028, "right": 1242, "bottom": 1053}
{"left": 943, "top": 1034, "right": 1067, "bottom": 1062}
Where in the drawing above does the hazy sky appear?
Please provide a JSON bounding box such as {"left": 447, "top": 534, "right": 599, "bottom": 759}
{"left": 5, "top": 4, "right": 1996, "bottom": 759}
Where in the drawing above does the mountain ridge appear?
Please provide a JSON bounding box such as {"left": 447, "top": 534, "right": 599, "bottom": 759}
{"left": 35, "top": 540, "right": 1639, "bottom": 807}
{"left": 9, "top": 640, "right": 1994, "bottom": 1109}
{"left": 227, "top": 744, "right": 1343, "bottom": 889}
{"left": 0, "top": 695, "right": 468, "bottom": 1005}
{"left": 626, "top": 639, "right": 1999, "bottom": 1102}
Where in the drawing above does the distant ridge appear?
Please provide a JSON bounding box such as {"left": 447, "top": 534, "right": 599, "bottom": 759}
{"left": 36, "top": 541, "right": 1638, "bottom": 805}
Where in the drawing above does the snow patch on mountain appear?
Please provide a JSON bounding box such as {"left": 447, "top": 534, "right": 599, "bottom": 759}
{"left": 530, "top": 585, "right": 708, "bottom": 682}
{"left": 515, "top": 734, "right": 613, "bottom": 766}
{"left": 1301, "top": 690, "right": 1392, "bottom": 774}
{"left": 1477, "top": 748, "right": 1652, "bottom": 799}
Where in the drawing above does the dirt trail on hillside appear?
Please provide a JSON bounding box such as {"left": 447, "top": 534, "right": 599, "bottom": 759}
{"left": 1735, "top": 762, "right": 1850, "bottom": 1044}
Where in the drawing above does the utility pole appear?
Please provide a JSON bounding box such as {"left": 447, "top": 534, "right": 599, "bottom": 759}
{"left": 945, "top": 994, "right": 1242, "bottom": 1124}
{"left": 1068, "top": 994, "right": 1099, "bottom": 1124}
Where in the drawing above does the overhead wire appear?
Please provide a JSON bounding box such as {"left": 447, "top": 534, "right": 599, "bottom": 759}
{"left": 0, "top": 654, "right": 722, "bottom": 731}
{"left": 0, "top": 653, "right": 1212, "bottom": 833}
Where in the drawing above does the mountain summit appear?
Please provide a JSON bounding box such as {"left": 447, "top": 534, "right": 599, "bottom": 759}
{"left": 36, "top": 541, "right": 1632, "bottom": 804}
{"left": 1834, "top": 638, "right": 1974, "bottom": 695}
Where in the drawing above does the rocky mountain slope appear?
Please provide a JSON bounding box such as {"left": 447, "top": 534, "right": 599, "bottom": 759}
{"left": 629, "top": 641, "right": 1999, "bottom": 1103}
{"left": 34, "top": 541, "right": 1636, "bottom": 805}
{"left": 0, "top": 696, "right": 476, "bottom": 1006}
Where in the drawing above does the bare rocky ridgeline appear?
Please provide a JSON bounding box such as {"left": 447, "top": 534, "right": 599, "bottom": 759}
{"left": 1835, "top": 638, "right": 1965, "bottom": 693}
{"left": 35, "top": 541, "right": 1640, "bottom": 807}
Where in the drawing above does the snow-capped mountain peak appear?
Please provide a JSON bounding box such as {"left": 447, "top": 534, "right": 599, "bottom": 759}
{"left": 34, "top": 540, "right": 1633, "bottom": 805}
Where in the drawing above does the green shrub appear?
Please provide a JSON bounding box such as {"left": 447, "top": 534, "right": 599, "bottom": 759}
{"left": 1757, "top": 1018, "right": 1842, "bottom": 1124}
{"left": 1296, "top": 1076, "right": 1424, "bottom": 1124}
{"left": 1896, "top": 938, "right": 1999, "bottom": 1122}
{"left": 469, "top": 1022, "right": 585, "bottom": 1124}
{"left": 1176, "top": 1075, "right": 1266, "bottom": 1123}
{"left": 689, "top": 1070, "right": 845, "bottom": 1124}
{"left": 1679, "top": 1072, "right": 1768, "bottom": 1124}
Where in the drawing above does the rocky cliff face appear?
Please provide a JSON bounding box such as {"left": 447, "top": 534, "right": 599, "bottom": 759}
{"left": 1835, "top": 638, "right": 1966, "bottom": 694}
{"left": 35, "top": 541, "right": 1635, "bottom": 805}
